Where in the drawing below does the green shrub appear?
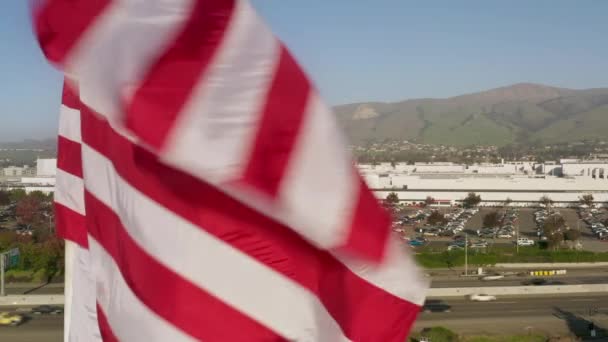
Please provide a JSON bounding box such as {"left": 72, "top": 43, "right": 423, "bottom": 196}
{"left": 416, "top": 246, "right": 608, "bottom": 268}
{"left": 420, "top": 326, "right": 459, "bottom": 342}
{"left": 32, "top": 268, "right": 48, "bottom": 283}
{"left": 5, "top": 269, "right": 34, "bottom": 282}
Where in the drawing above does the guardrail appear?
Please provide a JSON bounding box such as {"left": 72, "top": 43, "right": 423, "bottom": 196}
{"left": 428, "top": 284, "right": 608, "bottom": 297}
{"left": 0, "top": 294, "right": 64, "bottom": 306}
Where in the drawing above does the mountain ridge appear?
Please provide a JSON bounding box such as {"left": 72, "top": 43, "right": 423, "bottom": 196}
{"left": 334, "top": 83, "right": 608, "bottom": 146}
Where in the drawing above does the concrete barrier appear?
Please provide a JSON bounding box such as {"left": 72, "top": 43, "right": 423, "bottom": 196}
{"left": 528, "top": 269, "right": 567, "bottom": 276}
{"left": 495, "top": 262, "right": 608, "bottom": 269}
{"left": 427, "top": 284, "right": 608, "bottom": 297}
{"left": 0, "top": 295, "right": 65, "bottom": 306}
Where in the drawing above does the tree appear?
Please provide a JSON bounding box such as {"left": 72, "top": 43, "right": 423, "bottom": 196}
{"left": 462, "top": 192, "right": 481, "bottom": 208}
{"left": 15, "top": 195, "right": 43, "bottom": 227}
{"left": 427, "top": 211, "right": 447, "bottom": 226}
{"left": 482, "top": 211, "right": 501, "bottom": 228}
{"left": 579, "top": 194, "right": 594, "bottom": 207}
{"left": 384, "top": 192, "right": 399, "bottom": 208}
{"left": 8, "top": 189, "right": 26, "bottom": 203}
{"left": 543, "top": 217, "right": 566, "bottom": 250}
{"left": 28, "top": 191, "right": 48, "bottom": 202}
{"left": 539, "top": 195, "right": 553, "bottom": 208}
{"left": 423, "top": 196, "right": 434, "bottom": 208}
{"left": 504, "top": 197, "right": 513, "bottom": 207}
{"left": 564, "top": 229, "right": 581, "bottom": 242}
{"left": 0, "top": 190, "right": 10, "bottom": 206}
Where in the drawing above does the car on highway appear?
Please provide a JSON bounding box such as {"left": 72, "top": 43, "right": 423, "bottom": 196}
{"left": 0, "top": 312, "right": 23, "bottom": 326}
{"left": 468, "top": 294, "right": 497, "bottom": 302}
{"left": 481, "top": 274, "right": 504, "bottom": 281}
{"left": 522, "top": 278, "right": 547, "bottom": 286}
{"left": 31, "top": 305, "right": 63, "bottom": 315}
{"left": 421, "top": 299, "right": 451, "bottom": 313}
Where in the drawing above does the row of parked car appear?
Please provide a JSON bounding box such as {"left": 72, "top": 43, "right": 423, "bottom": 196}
{"left": 414, "top": 208, "right": 479, "bottom": 238}
{"left": 476, "top": 209, "right": 519, "bottom": 239}
{"left": 579, "top": 208, "right": 608, "bottom": 240}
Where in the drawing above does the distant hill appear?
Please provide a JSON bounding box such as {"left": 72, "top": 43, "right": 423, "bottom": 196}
{"left": 334, "top": 83, "right": 608, "bottom": 146}
{"left": 0, "top": 138, "right": 57, "bottom": 150}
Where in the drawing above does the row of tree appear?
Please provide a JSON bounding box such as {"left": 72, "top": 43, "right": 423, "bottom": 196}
{"left": 385, "top": 191, "right": 597, "bottom": 210}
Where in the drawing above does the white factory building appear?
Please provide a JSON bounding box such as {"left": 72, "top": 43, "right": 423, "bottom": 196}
{"left": 361, "top": 160, "right": 608, "bottom": 207}
{"left": 1, "top": 158, "right": 57, "bottom": 194}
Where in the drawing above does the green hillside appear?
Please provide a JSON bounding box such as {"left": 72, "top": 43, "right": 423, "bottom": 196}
{"left": 334, "top": 83, "right": 608, "bottom": 146}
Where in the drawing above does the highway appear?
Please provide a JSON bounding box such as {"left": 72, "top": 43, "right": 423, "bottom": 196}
{"left": 416, "top": 293, "right": 608, "bottom": 337}
{"left": 432, "top": 274, "right": 608, "bottom": 288}
{"left": 2, "top": 294, "right": 607, "bottom": 341}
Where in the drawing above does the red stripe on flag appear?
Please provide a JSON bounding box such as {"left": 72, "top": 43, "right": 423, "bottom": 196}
{"left": 85, "top": 192, "right": 285, "bottom": 341}
{"left": 57, "top": 136, "right": 83, "bottom": 178}
{"left": 125, "top": 0, "right": 236, "bottom": 150}
{"left": 81, "top": 107, "right": 420, "bottom": 341}
{"left": 96, "top": 304, "right": 119, "bottom": 342}
{"left": 240, "top": 48, "right": 311, "bottom": 197}
{"left": 340, "top": 176, "right": 392, "bottom": 262}
{"left": 54, "top": 202, "right": 87, "bottom": 248}
{"left": 62, "top": 82, "right": 80, "bottom": 109}
{"left": 34, "top": 0, "right": 112, "bottom": 66}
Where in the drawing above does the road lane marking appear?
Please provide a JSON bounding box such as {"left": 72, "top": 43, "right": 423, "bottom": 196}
{"left": 568, "top": 299, "right": 595, "bottom": 302}
{"left": 492, "top": 301, "right": 518, "bottom": 304}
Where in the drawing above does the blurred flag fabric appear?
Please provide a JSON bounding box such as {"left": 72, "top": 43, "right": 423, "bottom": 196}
{"left": 39, "top": 0, "right": 427, "bottom": 341}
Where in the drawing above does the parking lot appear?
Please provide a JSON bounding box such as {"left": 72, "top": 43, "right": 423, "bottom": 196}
{"left": 397, "top": 206, "right": 608, "bottom": 253}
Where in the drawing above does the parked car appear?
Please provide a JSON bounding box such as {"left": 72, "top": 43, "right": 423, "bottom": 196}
{"left": 409, "top": 239, "right": 425, "bottom": 247}
{"left": 517, "top": 238, "right": 534, "bottom": 246}
{"left": 468, "top": 294, "right": 497, "bottom": 302}
{"left": 470, "top": 241, "right": 488, "bottom": 248}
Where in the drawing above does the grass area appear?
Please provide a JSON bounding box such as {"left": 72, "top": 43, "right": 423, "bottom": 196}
{"left": 410, "top": 327, "right": 548, "bottom": 342}
{"left": 462, "top": 335, "right": 546, "bottom": 342}
{"left": 415, "top": 246, "right": 608, "bottom": 268}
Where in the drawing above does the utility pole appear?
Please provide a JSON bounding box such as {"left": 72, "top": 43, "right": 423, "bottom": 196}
{"left": 516, "top": 214, "right": 520, "bottom": 254}
{"left": 0, "top": 255, "right": 4, "bottom": 297}
{"left": 464, "top": 233, "right": 468, "bottom": 276}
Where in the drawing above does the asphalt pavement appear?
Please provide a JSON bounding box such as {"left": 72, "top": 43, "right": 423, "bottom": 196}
{"left": 0, "top": 315, "right": 62, "bottom": 342}
{"left": 416, "top": 293, "right": 608, "bottom": 338}
{"left": 3, "top": 294, "right": 607, "bottom": 341}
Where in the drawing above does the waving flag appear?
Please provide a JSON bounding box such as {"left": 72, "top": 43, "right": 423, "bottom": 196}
{"left": 40, "top": 0, "right": 427, "bottom": 340}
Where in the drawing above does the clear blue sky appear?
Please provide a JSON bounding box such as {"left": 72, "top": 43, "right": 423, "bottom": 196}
{"left": 2, "top": 0, "right": 608, "bottom": 141}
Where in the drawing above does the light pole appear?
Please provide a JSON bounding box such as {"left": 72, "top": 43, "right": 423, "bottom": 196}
{"left": 464, "top": 233, "right": 468, "bottom": 276}
{"left": 516, "top": 221, "right": 519, "bottom": 254}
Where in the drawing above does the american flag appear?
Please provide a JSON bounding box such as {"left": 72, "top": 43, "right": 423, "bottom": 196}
{"left": 38, "top": 0, "right": 427, "bottom": 340}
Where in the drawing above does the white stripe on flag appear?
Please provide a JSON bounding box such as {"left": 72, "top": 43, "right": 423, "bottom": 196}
{"left": 70, "top": 0, "right": 194, "bottom": 123}
{"left": 279, "top": 94, "right": 358, "bottom": 249}
{"left": 66, "top": 244, "right": 102, "bottom": 341}
{"left": 162, "top": 0, "right": 279, "bottom": 183}
{"left": 55, "top": 169, "right": 85, "bottom": 215}
{"left": 58, "top": 105, "right": 82, "bottom": 143}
